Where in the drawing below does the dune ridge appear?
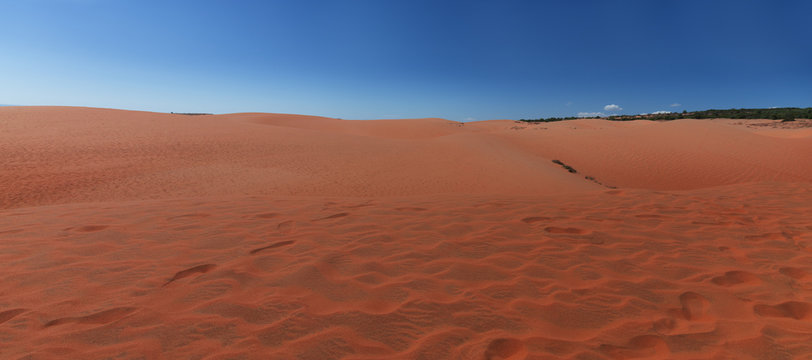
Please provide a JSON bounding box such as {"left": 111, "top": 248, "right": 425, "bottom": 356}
{"left": 2, "top": 106, "right": 811, "bottom": 209}
{"left": 1, "top": 106, "right": 811, "bottom": 359}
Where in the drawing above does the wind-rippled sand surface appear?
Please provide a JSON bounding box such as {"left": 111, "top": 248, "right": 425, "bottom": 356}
{"left": 2, "top": 107, "right": 812, "bottom": 359}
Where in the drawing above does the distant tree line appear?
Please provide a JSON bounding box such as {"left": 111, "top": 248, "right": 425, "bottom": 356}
{"left": 520, "top": 107, "right": 812, "bottom": 123}
{"left": 170, "top": 112, "right": 212, "bottom": 116}
{"left": 519, "top": 116, "right": 584, "bottom": 122}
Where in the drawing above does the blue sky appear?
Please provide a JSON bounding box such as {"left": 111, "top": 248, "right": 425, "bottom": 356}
{"left": 1, "top": 0, "right": 810, "bottom": 121}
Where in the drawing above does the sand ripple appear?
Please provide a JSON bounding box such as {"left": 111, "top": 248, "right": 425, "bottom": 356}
{"left": 1, "top": 183, "right": 811, "bottom": 359}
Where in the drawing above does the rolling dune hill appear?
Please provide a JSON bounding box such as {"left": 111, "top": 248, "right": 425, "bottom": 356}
{"left": 1, "top": 106, "right": 811, "bottom": 359}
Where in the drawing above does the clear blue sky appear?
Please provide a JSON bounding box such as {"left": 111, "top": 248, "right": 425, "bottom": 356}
{"left": 2, "top": 0, "right": 810, "bottom": 121}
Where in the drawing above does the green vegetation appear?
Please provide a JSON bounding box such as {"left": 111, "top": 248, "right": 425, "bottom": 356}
{"left": 552, "top": 159, "right": 577, "bottom": 173}
{"left": 520, "top": 107, "right": 812, "bottom": 123}
{"left": 521, "top": 116, "right": 584, "bottom": 123}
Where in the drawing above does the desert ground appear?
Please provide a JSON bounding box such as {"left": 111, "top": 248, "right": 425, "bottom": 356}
{"left": 2, "top": 106, "right": 812, "bottom": 359}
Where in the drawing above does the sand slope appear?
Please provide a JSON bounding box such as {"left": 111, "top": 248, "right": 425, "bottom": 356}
{"left": 1, "top": 107, "right": 812, "bottom": 359}
{"left": 3, "top": 107, "right": 811, "bottom": 209}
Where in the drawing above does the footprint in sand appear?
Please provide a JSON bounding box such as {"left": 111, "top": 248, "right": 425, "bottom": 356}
{"left": 395, "top": 207, "right": 428, "bottom": 212}
{"left": 780, "top": 267, "right": 809, "bottom": 280}
{"left": 344, "top": 202, "right": 374, "bottom": 209}
{"left": 484, "top": 338, "right": 526, "bottom": 360}
{"left": 745, "top": 232, "right": 786, "bottom": 241}
{"left": 521, "top": 216, "right": 551, "bottom": 224}
{"left": 600, "top": 335, "right": 669, "bottom": 359}
{"left": 679, "top": 291, "right": 710, "bottom": 320}
{"left": 250, "top": 240, "right": 295, "bottom": 254}
{"left": 163, "top": 264, "right": 217, "bottom": 287}
{"left": 45, "top": 307, "right": 137, "bottom": 327}
{"left": 544, "top": 226, "right": 589, "bottom": 235}
{"left": 75, "top": 225, "right": 108, "bottom": 232}
{"left": 585, "top": 233, "right": 607, "bottom": 245}
{"left": 653, "top": 317, "right": 677, "bottom": 334}
{"left": 635, "top": 214, "right": 667, "bottom": 219}
{"left": 711, "top": 271, "right": 759, "bottom": 287}
{"left": 754, "top": 301, "right": 812, "bottom": 320}
{"left": 314, "top": 213, "right": 349, "bottom": 221}
{"left": 0, "top": 309, "right": 27, "bottom": 325}
{"left": 277, "top": 220, "right": 294, "bottom": 234}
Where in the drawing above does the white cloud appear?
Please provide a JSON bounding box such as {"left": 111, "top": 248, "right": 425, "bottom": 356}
{"left": 578, "top": 112, "right": 605, "bottom": 118}
{"left": 603, "top": 104, "right": 622, "bottom": 112}
{"left": 670, "top": 103, "right": 681, "bottom": 107}
{"left": 651, "top": 110, "right": 672, "bottom": 114}
{"left": 565, "top": 101, "right": 573, "bottom": 107}
{"left": 464, "top": 117, "right": 476, "bottom": 121}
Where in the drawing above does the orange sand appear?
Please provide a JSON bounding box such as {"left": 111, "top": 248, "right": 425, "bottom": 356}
{"left": 1, "top": 106, "right": 811, "bottom": 359}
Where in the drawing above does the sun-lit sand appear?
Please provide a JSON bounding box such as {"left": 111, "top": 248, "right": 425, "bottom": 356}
{"left": 2, "top": 106, "right": 811, "bottom": 359}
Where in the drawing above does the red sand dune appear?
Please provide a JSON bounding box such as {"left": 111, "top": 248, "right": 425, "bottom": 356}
{"left": 1, "top": 106, "right": 812, "bottom": 359}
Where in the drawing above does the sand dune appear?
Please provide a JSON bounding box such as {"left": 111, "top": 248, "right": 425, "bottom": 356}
{"left": 3, "top": 107, "right": 811, "bottom": 209}
{"left": 1, "top": 106, "right": 811, "bottom": 359}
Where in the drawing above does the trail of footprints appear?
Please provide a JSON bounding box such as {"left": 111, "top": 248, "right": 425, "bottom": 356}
{"left": 162, "top": 264, "right": 217, "bottom": 287}
{"left": 4, "top": 192, "right": 810, "bottom": 358}
{"left": 149, "top": 204, "right": 812, "bottom": 358}
{"left": 250, "top": 240, "right": 296, "bottom": 254}
{"left": 24, "top": 212, "right": 310, "bottom": 331}
{"left": 44, "top": 307, "right": 137, "bottom": 328}
{"left": 161, "top": 209, "right": 347, "bottom": 289}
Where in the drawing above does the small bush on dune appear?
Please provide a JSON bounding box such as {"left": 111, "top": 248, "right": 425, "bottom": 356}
{"left": 552, "top": 160, "right": 577, "bottom": 173}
